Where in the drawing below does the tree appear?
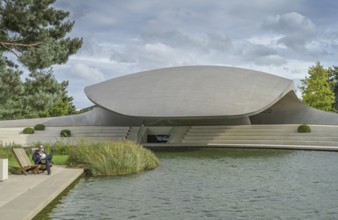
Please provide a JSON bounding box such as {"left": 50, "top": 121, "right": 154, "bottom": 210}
{"left": 0, "top": 57, "right": 25, "bottom": 119}
{"left": 328, "top": 66, "right": 338, "bottom": 111}
{"left": 300, "top": 61, "right": 335, "bottom": 112}
{"left": 0, "top": 66, "right": 76, "bottom": 119}
{"left": 45, "top": 80, "right": 77, "bottom": 117}
{"left": 0, "top": 0, "right": 82, "bottom": 119}
{"left": 24, "top": 69, "right": 61, "bottom": 117}
{"left": 0, "top": 0, "right": 83, "bottom": 71}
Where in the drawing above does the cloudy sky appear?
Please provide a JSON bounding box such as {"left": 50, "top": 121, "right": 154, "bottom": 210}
{"left": 52, "top": 0, "right": 338, "bottom": 109}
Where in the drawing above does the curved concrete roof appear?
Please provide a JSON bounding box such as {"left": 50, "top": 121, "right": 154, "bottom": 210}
{"left": 84, "top": 66, "right": 294, "bottom": 118}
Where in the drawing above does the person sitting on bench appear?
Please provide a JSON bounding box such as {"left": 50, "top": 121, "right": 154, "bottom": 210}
{"left": 32, "top": 145, "right": 53, "bottom": 175}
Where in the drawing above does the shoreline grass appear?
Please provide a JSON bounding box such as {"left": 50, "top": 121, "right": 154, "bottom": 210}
{"left": 67, "top": 140, "right": 160, "bottom": 176}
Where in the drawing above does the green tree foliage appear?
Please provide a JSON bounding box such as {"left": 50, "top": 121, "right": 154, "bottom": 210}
{"left": 43, "top": 80, "right": 77, "bottom": 116}
{"left": 300, "top": 61, "right": 335, "bottom": 112}
{"left": 328, "top": 66, "right": 338, "bottom": 111}
{"left": 0, "top": 0, "right": 82, "bottom": 119}
{"left": 24, "top": 70, "right": 60, "bottom": 116}
{"left": 0, "top": 56, "right": 26, "bottom": 119}
{"left": 48, "top": 98, "right": 69, "bottom": 117}
{"left": 59, "top": 80, "right": 77, "bottom": 115}
{"left": 0, "top": 0, "right": 83, "bottom": 70}
{"left": 0, "top": 66, "right": 75, "bottom": 119}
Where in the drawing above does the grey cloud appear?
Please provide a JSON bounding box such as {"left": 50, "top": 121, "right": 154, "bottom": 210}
{"left": 141, "top": 30, "right": 196, "bottom": 49}
{"left": 206, "top": 34, "right": 233, "bottom": 53}
{"left": 137, "top": 43, "right": 195, "bottom": 67}
{"left": 321, "top": 30, "right": 338, "bottom": 53}
{"left": 262, "top": 12, "right": 316, "bottom": 51}
{"left": 278, "top": 34, "right": 309, "bottom": 51}
{"left": 253, "top": 55, "right": 287, "bottom": 66}
{"left": 54, "top": 1, "right": 90, "bottom": 20}
{"left": 110, "top": 49, "right": 138, "bottom": 64}
{"left": 248, "top": 45, "right": 276, "bottom": 57}
{"left": 108, "top": 26, "right": 234, "bottom": 66}
{"left": 240, "top": 43, "right": 286, "bottom": 66}
{"left": 263, "top": 12, "right": 316, "bottom": 34}
{"left": 141, "top": 29, "right": 232, "bottom": 53}
{"left": 78, "top": 38, "right": 102, "bottom": 56}
{"left": 72, "top": 63, "right": 105, "bottom": 83}
{"left": 331, "top": 40, "right": 338, "bottom": 50}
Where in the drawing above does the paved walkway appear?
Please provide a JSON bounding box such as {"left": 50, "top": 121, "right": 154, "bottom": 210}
{"left": 0, "top": 166, "right": 83, "bottom": 220}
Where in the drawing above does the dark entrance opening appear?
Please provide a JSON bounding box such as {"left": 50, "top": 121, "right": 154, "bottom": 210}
{"left": 147, "top": 135, "right": 170, "bottom": 143}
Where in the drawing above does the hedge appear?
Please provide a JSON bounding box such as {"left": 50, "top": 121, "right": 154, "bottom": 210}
{"left": 298, "top": 124, "right": 311, "bottom": 133}
{"left": 23, "top": 127, "right": 34, "bottom": 134}
{"left": 34, "top": 124, "right": 45, "bottom": 131}
{"left": 60, "top": 129, "right": 71, "bottom": 137}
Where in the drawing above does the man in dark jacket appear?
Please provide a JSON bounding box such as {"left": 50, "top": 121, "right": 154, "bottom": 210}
{"left": 32, "top": 145, "right": 53, "bottom": 175}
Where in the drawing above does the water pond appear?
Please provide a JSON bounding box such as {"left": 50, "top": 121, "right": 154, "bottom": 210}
{"left": 38, "top": 148, "right": 338, "bottom": 219}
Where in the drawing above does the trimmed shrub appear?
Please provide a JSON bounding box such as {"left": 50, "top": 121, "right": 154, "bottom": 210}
{"left": 298, "top": 124, "right": 311, "bottom": 133}
{"left": 23, "top": 127, "right": 34, "bottom": 134}
{"left": 60, "top": 129, "right": 71, "bottom": 137}
{"left": 34, "top": 124, "right": 45, "bottom": 131}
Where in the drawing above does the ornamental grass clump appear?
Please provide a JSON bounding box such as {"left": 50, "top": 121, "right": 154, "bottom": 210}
{"left": 67, "top": 141, "right": 159, "bottom": 176}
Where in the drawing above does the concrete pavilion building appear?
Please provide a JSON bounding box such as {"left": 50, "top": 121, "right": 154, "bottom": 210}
{"left": 83, "top": 65, "right": 338, "bottom": 126}
{"left": 1, "top": 66, "right": 338, "bottom": 149}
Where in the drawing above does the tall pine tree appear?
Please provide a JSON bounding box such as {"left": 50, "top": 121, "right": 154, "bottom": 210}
{"left": 0, "top": 57, "right": 25, "bottom": 119}
{"left": 0, "top": 0, "right": 82, "bottom": 119}
{"left": 0, "top": 66, "right": 74, "bottom": 119}
{"left": 300, "top": 61, "right": 335, "bottom": 112}
{"left": 0, "top": 0, "right": 82, "bottom": 70}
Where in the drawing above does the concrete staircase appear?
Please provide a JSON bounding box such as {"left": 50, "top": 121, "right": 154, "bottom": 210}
{"left": 126, "top": 127, "right": 140, "bottom": 142}
{"left": 179, "top": 125, "right": 338, "bottom": 148}
{"left": 2, "top": 124, "right": 338, "bottom": 150}
{"left": 0, "top": 126, "right": 130, "bottom": 146}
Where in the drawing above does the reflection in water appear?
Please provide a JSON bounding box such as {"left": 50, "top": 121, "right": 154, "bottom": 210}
{"left": 45, "top": 149, "right": 338, "bottom": 219}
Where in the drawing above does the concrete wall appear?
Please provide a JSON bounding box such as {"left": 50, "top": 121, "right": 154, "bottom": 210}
{"left": 0, "top": 126, "right": 130, "bottom": 146}
{"left": 250, "top": 92, "right": 338, "bottom": 125}
{"left": 0, "top": 107, "right": 143, "bottom": 128}
{"left": 0, "top": 107, "right": 253, "bottom": 128}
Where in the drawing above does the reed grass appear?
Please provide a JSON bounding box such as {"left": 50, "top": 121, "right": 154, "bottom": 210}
{"left": 0, "top": 143, "right": 25, "bottom": 159}
{"left": 67, "top": 140, "right": 160, "bottom": 176}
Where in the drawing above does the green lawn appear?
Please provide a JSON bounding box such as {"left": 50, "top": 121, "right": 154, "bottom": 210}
{"left": 52, "top": 155, "right": 69, "bottom": 165}
{"left": 8, "top": 155, "right": 69, "bottom": 174}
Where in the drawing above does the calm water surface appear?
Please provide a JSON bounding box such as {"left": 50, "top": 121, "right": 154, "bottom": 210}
{"left": 44, "top": 149, "right": 338, "bottom": 219}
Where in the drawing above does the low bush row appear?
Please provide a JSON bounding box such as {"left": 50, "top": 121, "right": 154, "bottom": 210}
{"left": 22, "top": 124, "right": 72, "bottom": 137}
